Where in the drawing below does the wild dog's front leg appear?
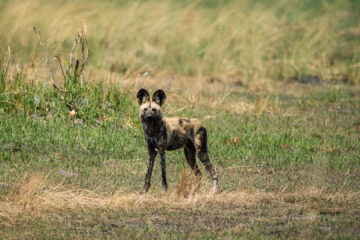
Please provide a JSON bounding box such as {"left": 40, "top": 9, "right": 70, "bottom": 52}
{"left": 144, "top": 146, "right": 157, "bottom": 193}
{"left": 159, "top": 150, "right": 168, "bottom": 193}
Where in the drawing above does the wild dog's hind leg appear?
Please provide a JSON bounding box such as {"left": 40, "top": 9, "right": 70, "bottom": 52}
{"left": 159, "top": 150, "right": 168, "bottom": 193}
{"left": 184, "top": 141, "right": 201, "bottom": 177}
{"left": 144, "top": 145, "right": 157, "bottom": 193}
{"left": 184, "top": 141, "right": 202, "bottom": 191}
{"left": 195, "top": 127, "right": 218, "bottom": 192}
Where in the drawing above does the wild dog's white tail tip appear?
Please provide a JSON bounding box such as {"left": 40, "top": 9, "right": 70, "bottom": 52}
{"left": 211, "top": 179, "right": 218, "bottom": 193}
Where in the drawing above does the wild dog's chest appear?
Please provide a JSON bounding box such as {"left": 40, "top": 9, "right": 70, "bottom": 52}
{"left": 145, "top": 135, "right": 167, "bottom": 150}
{"left": 142, "top": 121, "right": 167, "bottom": 150}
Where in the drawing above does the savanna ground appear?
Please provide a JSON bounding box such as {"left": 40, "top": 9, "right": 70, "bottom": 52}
{"left": 1, "top": 0, "right": 360, "bottom": 238}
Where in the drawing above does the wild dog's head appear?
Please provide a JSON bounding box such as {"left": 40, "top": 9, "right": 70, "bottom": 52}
{"left": 136, "top": 89, "right": 166, "bottom": 122}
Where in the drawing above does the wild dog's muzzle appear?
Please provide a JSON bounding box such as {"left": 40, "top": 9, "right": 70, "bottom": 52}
{"left": 144, "top": 113, "right": 155, "bottom": 120}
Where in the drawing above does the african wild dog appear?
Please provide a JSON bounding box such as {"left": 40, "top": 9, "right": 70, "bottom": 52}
{"left": 136, "top": 89, "right": 218, "bottom": 193}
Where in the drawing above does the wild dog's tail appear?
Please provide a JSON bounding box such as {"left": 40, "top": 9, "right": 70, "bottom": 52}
{"left": 195, "top": 126, "right": 218, "bottom": 192}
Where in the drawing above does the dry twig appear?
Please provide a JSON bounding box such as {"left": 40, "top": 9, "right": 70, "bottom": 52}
{"left": 69, "top": 33, "right": 79, "bottom": 75}
{"left": 165, "top": 73, "right": 175, "bottom": 93}
{"left": 33, "top": 26, "right": 66, "bottom": 92}
{"left": 33, "top": 25, "right": 88, "bottom": 93}
{"left": 78, "top": 25, "right": 88, "bottom": 76}
{"left": 68, "top": 25, "right": 88, "bottom": 82}
{"left": 2, "top": 46, "right": 11, "bottom": 79}
{"left": 55, "top": 56, "right": 66, "bottom": 82}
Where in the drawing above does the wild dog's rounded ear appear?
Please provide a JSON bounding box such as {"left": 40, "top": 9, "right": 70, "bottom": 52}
{"left": 152, "top": 89, "right": 166, "bottom": 106}
{"left": 136, "top": 89, "right": 150, "bottom": 105}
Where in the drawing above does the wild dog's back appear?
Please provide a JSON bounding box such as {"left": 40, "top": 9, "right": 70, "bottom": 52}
{"left": 164, "top": 117, "right": 201, "bottom": 151}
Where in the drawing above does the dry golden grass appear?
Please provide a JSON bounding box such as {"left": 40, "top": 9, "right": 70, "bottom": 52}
{"left": 2, "top": 0, "right": 358, "bottom": 120}
{"left": 1, "top": 173, "right": 358, "bottom": 227}
{"left": 1, "top": 0, "right": 359, "bottom": 90}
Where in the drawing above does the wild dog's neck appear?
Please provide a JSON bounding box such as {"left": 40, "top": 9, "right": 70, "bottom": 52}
{"left": 141, "top": 116, "right": 165, "bottom": 139}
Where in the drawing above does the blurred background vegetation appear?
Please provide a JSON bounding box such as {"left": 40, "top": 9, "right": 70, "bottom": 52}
{"left": 1, "top": 0, "right": 360, "bottom": 88}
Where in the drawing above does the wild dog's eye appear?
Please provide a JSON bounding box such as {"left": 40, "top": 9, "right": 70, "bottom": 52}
{"left": 144, "top": 108, "right": 148, "bottom": 111}
{"left": 152, "top": 108, "right": 156, "bottom": 112}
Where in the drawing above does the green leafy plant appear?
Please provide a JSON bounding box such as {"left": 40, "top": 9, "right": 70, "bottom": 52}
{"left": 34, "top": 26, "right": 89, "bottom": 118}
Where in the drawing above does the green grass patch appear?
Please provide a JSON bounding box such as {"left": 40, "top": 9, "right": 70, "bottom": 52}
{"left": 0, "top": 71, "right": 359, "bottom": 238}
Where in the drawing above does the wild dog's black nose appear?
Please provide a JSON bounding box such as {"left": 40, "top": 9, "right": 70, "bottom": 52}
{"left": 146, "top": 115, "right": 154, "bottom": 120}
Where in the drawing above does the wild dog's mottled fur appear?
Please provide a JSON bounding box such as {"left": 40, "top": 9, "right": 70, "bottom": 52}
{"left": 137, "top": 89, "right": 218, "bottom": 193}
